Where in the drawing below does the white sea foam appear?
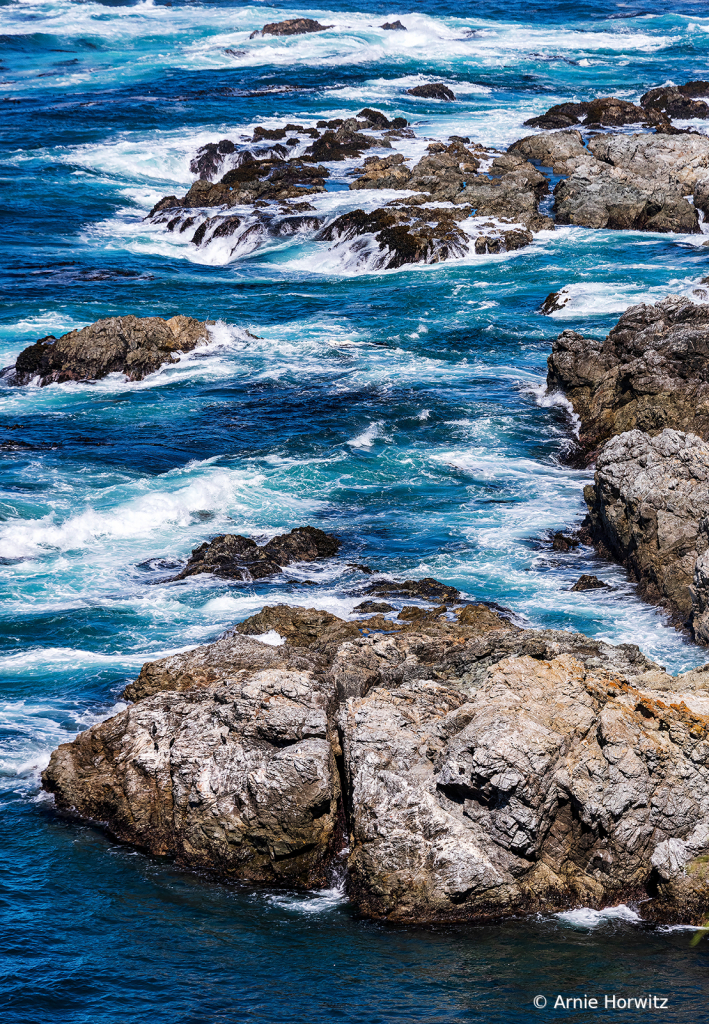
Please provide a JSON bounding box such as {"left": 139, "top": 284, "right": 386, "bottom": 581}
{"left": 244, "top": 630, "right": 286, "bottom": 646}
{"left": 556, "top": 904, "right": 643, "bottom": 928}
{"left": 347, "top": 421, "right": 383, "bottom": 448}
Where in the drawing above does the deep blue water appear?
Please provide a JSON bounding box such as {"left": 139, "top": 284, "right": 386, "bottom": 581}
{"left": 2, "top": 1, "right": 709, "bottom": 1020}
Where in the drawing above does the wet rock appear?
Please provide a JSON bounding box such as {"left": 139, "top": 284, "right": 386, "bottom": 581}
{"left": 583, "top": 428, "right": 709, "bottom": 634}
{"left": 317, "top": 206, "right": 473, "bottom": 270}
{"left": 366, "top": 577, "right": 461, "bottom": 602}
{"left": 190, "top": 139, "right": 236, "bottom": 180}
{"left": 381, "top": 20, "right": 406, "bottom": 30}
{"left": 552, "top": 531, "right": 579, "bottom": 552}
{"left": 356, "top": 108, "right": 406, "bottom": 130}
{"left": 539, "top": 290, "right": 569, "bottom": 314}
{"left": 642, "top": 81, "right": 709, "bottom": 120}
{"left": 407, "top": 83, "right": 456, "bottom": 101}
{"left": 354, "top": 600, "right": 395, "bottom": 613}
{"left": 251, "top": 18, "right": 333, "bottom": 39}
{"left": 570, "top": 574, "right": 609, "bottom": 592}
{"left": 147, "top": 153, "right": 330, "bottom": 221}
{"left": 303, "top": 122, "right": 382, "bottom": 162}
{"left": 547, "top": 296, "right": 709, "bottom": 461}
{"left": 7, "top": 315, "right": 210, "bottom": 386}
{"left": 525, "top": 96, "right": 653, "bottom": 130}
{"left": 174, "top": 527, "right": 341, "bottom": 582}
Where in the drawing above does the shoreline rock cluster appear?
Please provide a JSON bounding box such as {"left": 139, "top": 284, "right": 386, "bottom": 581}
{"left": 547, "top": 296, "right": 709, "bottom": 641}
{"left": 42, "top": 598, "right": 709, "bottom": 925}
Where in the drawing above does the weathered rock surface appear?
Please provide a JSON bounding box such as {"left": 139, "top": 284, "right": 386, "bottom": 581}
{"left": 547, "top": 297, "right": 709, "bottom": 460}
{"left": 381, "top": 20, "right": 406, "bottom": 30}
{"left": 583, "top": 428, "right": 709, "bottom": 636}
{"left": 570, "top": 574, "right": 609, "bottom": 592}
{"left": 6, "top": 315, "right": 210, "bottom": 386}
{"left": 44, "top": 598, "right": 709, "bottom": 924}
{"left": 407, "top": 83, "right": 456, "bottom": 101}
{"left": 251, "top": 18, "right": 333, "bottom": 39}
{"left": 524, "top": 96, "right": 655, "bottom": 130}
{"left": 641, "top": 81, "right": 709, "bottom": 121}
{"left": 510, "top": 130, "right": 709, "bottom": 233}
{"left": 173, "top": 527, "right": 341, "bottom": 582}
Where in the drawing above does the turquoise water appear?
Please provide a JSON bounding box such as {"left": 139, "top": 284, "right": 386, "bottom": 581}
{"left": 2, "top": 1, "right": 709, "bottom": 1020}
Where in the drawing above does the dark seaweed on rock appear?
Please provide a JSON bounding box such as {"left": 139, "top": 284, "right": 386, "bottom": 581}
{"left": 173, "top": 526, "right": 341, "bottom": 581}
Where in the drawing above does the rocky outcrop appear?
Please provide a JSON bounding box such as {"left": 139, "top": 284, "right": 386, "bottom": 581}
{"left": 547, "top": 297, "right": 709, "bottom": 461}
{"left": 570, "top": 574, "right": 609, "bottom": 591}
{"left": 172, "top": 527, "right": 341, "bottom": 582}
{"left": 642, "top": 81, "right": 709, "bottom": 121}
{"left": 5, "top": 315, "right": 210, "bottom": 386}
{"left": 510, "top": 130, "right": 708, "bottom": 234}
{"left": 381, "top": 20, "right": 406, "bottom": 30}
{"left": 250, "top": 18, "right": 333, "bottom": 39}
{"left": 524, "top": 96, "right": 655, "bottom": 130}
{"left": 583, "top": 429, "right": 709, "bottom": 635}
{"left": 43, "top": 599, "right": 709, "bottom": 924}
{"left": 407, "top": 83, "right": 456, "bottom": 101}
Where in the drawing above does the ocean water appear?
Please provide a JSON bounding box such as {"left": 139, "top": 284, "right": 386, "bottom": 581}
{"left": 2, "top": 0, "right": 709, "bottom": 1020}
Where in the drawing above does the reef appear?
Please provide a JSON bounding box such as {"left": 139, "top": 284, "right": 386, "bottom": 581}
{"left": 5, "top": 315, "right": 210, "bottom": 386}
{"left": 172, "top": 527, "right": 341, "bottom": 582}
{"left": 250, "top": 18, "right": 333, "bottom": 39}
{"left": 43, "top": 599, "right": 709, "bottom": 924}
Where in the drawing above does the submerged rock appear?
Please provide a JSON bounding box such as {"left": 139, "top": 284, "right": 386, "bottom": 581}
{"left": 251, "top": 18, "right": 333, "bottom": 39}
{"left": 547, "top": 296, "right": 709, "bottom": 461}
{"left": 173, "top": 527, "right": 341, "bottom": 581}
{"left": 6, "top": 315, "right": 210, "bottom": 386}
{"left": 43, "top": 599, "right": 709, "bottom": 924}
{"left": 583, "top": 428, "right": 709, "bottom": 635}
{"left": 407, "top": 83, "right": 456, "bottom": 101}
{"left": 570, "top": 574, "right": 609, "bottom": 592}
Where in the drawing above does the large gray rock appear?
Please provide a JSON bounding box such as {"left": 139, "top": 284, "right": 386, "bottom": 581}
{"left": 42, "top": 598, "right": 709, "bottom": 924}
{"left": 7, "top": 315, "right": 210, "bottom": 386}
{"left": 583, "top": 428, "right": 709, "bottom": 634}
{"left": 339, "top": 652, "right": 709, "bottom": 923}
{"left": 511, "top": 131, "right": 709, "bottom": 233}
{"left": 547, "top": 296, "right": 709, "bottom": 461}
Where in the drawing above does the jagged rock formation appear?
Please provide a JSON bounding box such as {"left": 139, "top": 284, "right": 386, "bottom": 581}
{"left": 510, "top": 130, "right": 709, "bottom": 233}
{"left": 583, "top": 428, "right": 709, "bottom": 636}
{"left": 641, "top": 81, "right": 709, "bottom": 120}
{"left": 381, "top": 20, "right": 406, "bottom": 30}
{"left": 547, "top": 297, "right": 709, "bottom": 461}
{"left": 407, "top": 83, "right": 456, "bottom": 101}
{"left": 250, "top": 18, "right": 333, "bottom": 39}
{"left": 43, "top": 600, "right": 709, "bottom": 924}
{"left": 173, "top": 527, "right": 341, "bottom": 582}
{"left": 570, "top": 574, "right": 609, "bottom": 591}
{"left": 525, "top": 95, "right": 656, "bottom": 130}
{"left": 5, "top": 315, "right": 210, "bottom": 386}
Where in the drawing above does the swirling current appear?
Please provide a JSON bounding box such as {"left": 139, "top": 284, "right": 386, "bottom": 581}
{"left": 2, "top": 0, "right": 709, "bottom": 1020}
